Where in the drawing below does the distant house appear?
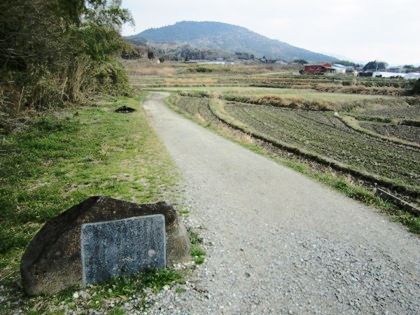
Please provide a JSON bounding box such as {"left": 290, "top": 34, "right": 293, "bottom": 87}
{"left": 303, "top": 63, "right": 335, "bottom": 74}
{"left": 388, "top": 67, "right": 403, "bottom": 73}
{"left": 332, "top": 64, "right": 347, "bottom": 74}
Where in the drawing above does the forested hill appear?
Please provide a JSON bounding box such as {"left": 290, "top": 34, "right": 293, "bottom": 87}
{"left": 127, "top": 21, "right": 336, "bottom": 62}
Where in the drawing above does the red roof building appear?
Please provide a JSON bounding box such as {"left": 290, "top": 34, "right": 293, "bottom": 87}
{"left": 303, "top": 63, "right": 335, "bottom": 74}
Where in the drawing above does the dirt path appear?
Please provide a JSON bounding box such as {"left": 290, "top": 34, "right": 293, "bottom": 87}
{"left": 143, "top": 92, "right": 419, "bottom": 314}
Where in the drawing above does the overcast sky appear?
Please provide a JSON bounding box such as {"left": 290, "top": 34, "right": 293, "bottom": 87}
{"left": 121, "top": 0, "right": 419, "bottom": 66}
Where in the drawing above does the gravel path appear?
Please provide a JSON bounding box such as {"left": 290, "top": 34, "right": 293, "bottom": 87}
{"left": 142, "top": 92, "right": 419, "bottom": 314}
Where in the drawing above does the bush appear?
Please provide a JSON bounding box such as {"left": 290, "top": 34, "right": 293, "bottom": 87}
{"left": 187, "top": 66, "right": 213, "bottom": 73}
{"left": 410, "top": 79, "right": 420, "bottom": 95}
{"left": 0, "top": 0, "right": 133, "bottom": 132}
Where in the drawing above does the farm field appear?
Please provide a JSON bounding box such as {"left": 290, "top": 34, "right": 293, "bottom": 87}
{"left": 126, "top": 62, "right": 420, "bottom": 207}
{"left": 223, "top": 103, "right": 419, "bottom": 187}
{"left": 359, "top": 122, "right": 419, "bottom": 144}
{"left": 124, "top": 60, "right": 413, "bottom": 95}
{"left": 168, "top": 93, "right": 419, "bottom": 192}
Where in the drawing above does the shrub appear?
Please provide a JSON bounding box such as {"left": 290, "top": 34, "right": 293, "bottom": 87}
{"left": 410, "top": 79, "right": 420, "bottom": 95}
{"left": 187, "top": 66, "right": 213, "bottom": 73}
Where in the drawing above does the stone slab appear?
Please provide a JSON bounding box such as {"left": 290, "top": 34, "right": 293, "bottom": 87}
{"left": 81, "top": 214, "right": 166, "bottom": 285}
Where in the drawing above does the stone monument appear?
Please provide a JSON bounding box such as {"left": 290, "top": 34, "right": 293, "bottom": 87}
{"left": 81, "top": 215, "right": 166, "bottom": 285}
{"left": 20, "top": 196, "right": 190, "bottom": 296}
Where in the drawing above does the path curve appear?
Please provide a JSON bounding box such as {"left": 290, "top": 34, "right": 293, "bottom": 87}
{"left": 143, "top": 92, "right": 419, "bottom": 314}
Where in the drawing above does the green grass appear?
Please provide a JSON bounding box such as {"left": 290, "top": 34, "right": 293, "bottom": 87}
{"left": 188, "top": 229, "right": 206, "bottom": 265}
{"left": 6, "top": 268, "right": 183, "bottom": 315}
{"left": 0, "top": 94, "right": 182, "bottom": 314}
{"left": 191, "top": 246, "right": 206, "bottom": 265}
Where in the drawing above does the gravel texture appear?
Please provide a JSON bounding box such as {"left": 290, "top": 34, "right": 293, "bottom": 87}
{"left": 142, "top": 92, "right": 420, "bottom": 314}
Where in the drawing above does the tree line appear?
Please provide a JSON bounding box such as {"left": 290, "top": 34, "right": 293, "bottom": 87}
{"left": 0, "top": 0, "right": 133, "bottom": 132}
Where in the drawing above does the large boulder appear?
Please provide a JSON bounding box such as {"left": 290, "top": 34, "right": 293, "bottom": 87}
{"left": 20, "top": 196, "right": 190, "bottom": 296}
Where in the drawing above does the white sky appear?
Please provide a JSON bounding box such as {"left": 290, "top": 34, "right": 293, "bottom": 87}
{"left": 121, "top": 0, "right": 420, "bottom": 66}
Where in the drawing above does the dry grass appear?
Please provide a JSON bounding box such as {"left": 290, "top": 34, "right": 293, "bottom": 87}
{"left": 128, "top": 67, "right": 177, "bottom": 76}
{"left": 195, "top": 113, "right": 207, "bottom": 123}
{"left": 165, "top": 78, "right": 218, "bottom": 86}
{"left": 315, "top": 84, "right": 403, "bottom": 96}
{"left": 223, "top": 94, "right": 336, "bottom": 111}
{"left": 209, "top": 119, "right": 255, "bottom": 145}
{"left": 123, "top": 60, "right": 177, "bottom": 76}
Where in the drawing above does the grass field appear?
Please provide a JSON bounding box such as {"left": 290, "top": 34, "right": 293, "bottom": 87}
{"left": 0, "top": 95, "right": 183, "bottom": 314}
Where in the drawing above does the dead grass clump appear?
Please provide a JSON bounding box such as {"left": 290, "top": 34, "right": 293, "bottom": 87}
{"left": 195, "top": 113, "right": 207, "bottom": 123}
{"left": 313, "top": 84, "right": 337, "bottom": 93}
{"left": 283, "top": 97, "right": 335, "bottom": 111}
{"left": 166, "top": 78, "right": 217, "bottom": 86}
{"left": 219, "top": 123, "right": 255, "bottom": 144}
{"left": 257, "top": 95, "right": 286, "bottom": 106}
{"left": 124, "top": 62, "right": 177, "bottom": 76}
{"left": 291, "top": 84, "right": 313, "bottom": 90}
{"left": 314, "top": 84, "right": 403, "bottom": 96}
{"left": 240, "top": 132, "right": 255, "bottom": 144}
{"left": 179, "top": 91, "right": 219, "bottom": 99}
{"left": 223, "top": 94, "right": 335, "bottom": 111}
{"left": 303, "top": 99, "right": 335, "bottom": 111}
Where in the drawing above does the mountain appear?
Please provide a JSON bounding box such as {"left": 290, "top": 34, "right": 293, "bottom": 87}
{"left": 126, "top": 21, "right": 336, "bottom": 62}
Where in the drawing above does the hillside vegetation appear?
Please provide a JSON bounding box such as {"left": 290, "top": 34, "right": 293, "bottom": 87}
{"left": 0, "top": 0, "right": 133, "bottom": 133}
{"left": 126, "top": 21, "right": 336, "bottom": 62}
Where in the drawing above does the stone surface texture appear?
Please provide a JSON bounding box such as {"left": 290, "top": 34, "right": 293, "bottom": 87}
{"left": 20, "top": 197, "right": 190, "bottom": 296}
{"left": 81, "top": 215, "right": 166, "bottom": 285}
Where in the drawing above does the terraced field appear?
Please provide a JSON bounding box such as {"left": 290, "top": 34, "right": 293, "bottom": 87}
{"left": 223, "top": 102, "right": 419, "bottom": 189}
{"left": 359, "top": 122, "right": 419, "bottom": 143}
{"left": 167, "top": 93, "right": 420, "bottom": 201}
{"left": 124, "top": 61, "right": 414, "bottom": 96}
{"left": 168, "top": 94, "right": 216, "bottom": 122}
{"left": 125, "top": 61, "right": 419, "bottom": 204}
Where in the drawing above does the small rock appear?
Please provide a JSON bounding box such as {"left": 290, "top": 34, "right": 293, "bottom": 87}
{"left": 115, "top": 106, "right": 136, "bottom": 113}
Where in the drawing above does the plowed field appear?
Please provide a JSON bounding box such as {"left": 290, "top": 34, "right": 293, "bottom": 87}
{"left": 168, "top": 94, "right": 420, "bottom": 196}
{"left": 224, "top": 102, "right": 419, "bottom": 188}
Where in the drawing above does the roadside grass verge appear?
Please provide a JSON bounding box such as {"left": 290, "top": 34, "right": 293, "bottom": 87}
{"left": 0, "top": 94, "right": 183, "bottom": 314}
{"left": 232, "top": 131, "right": 420, "bottom": 234}
{"left": 280, "top": 159, "right": 420, "bottom": 234}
